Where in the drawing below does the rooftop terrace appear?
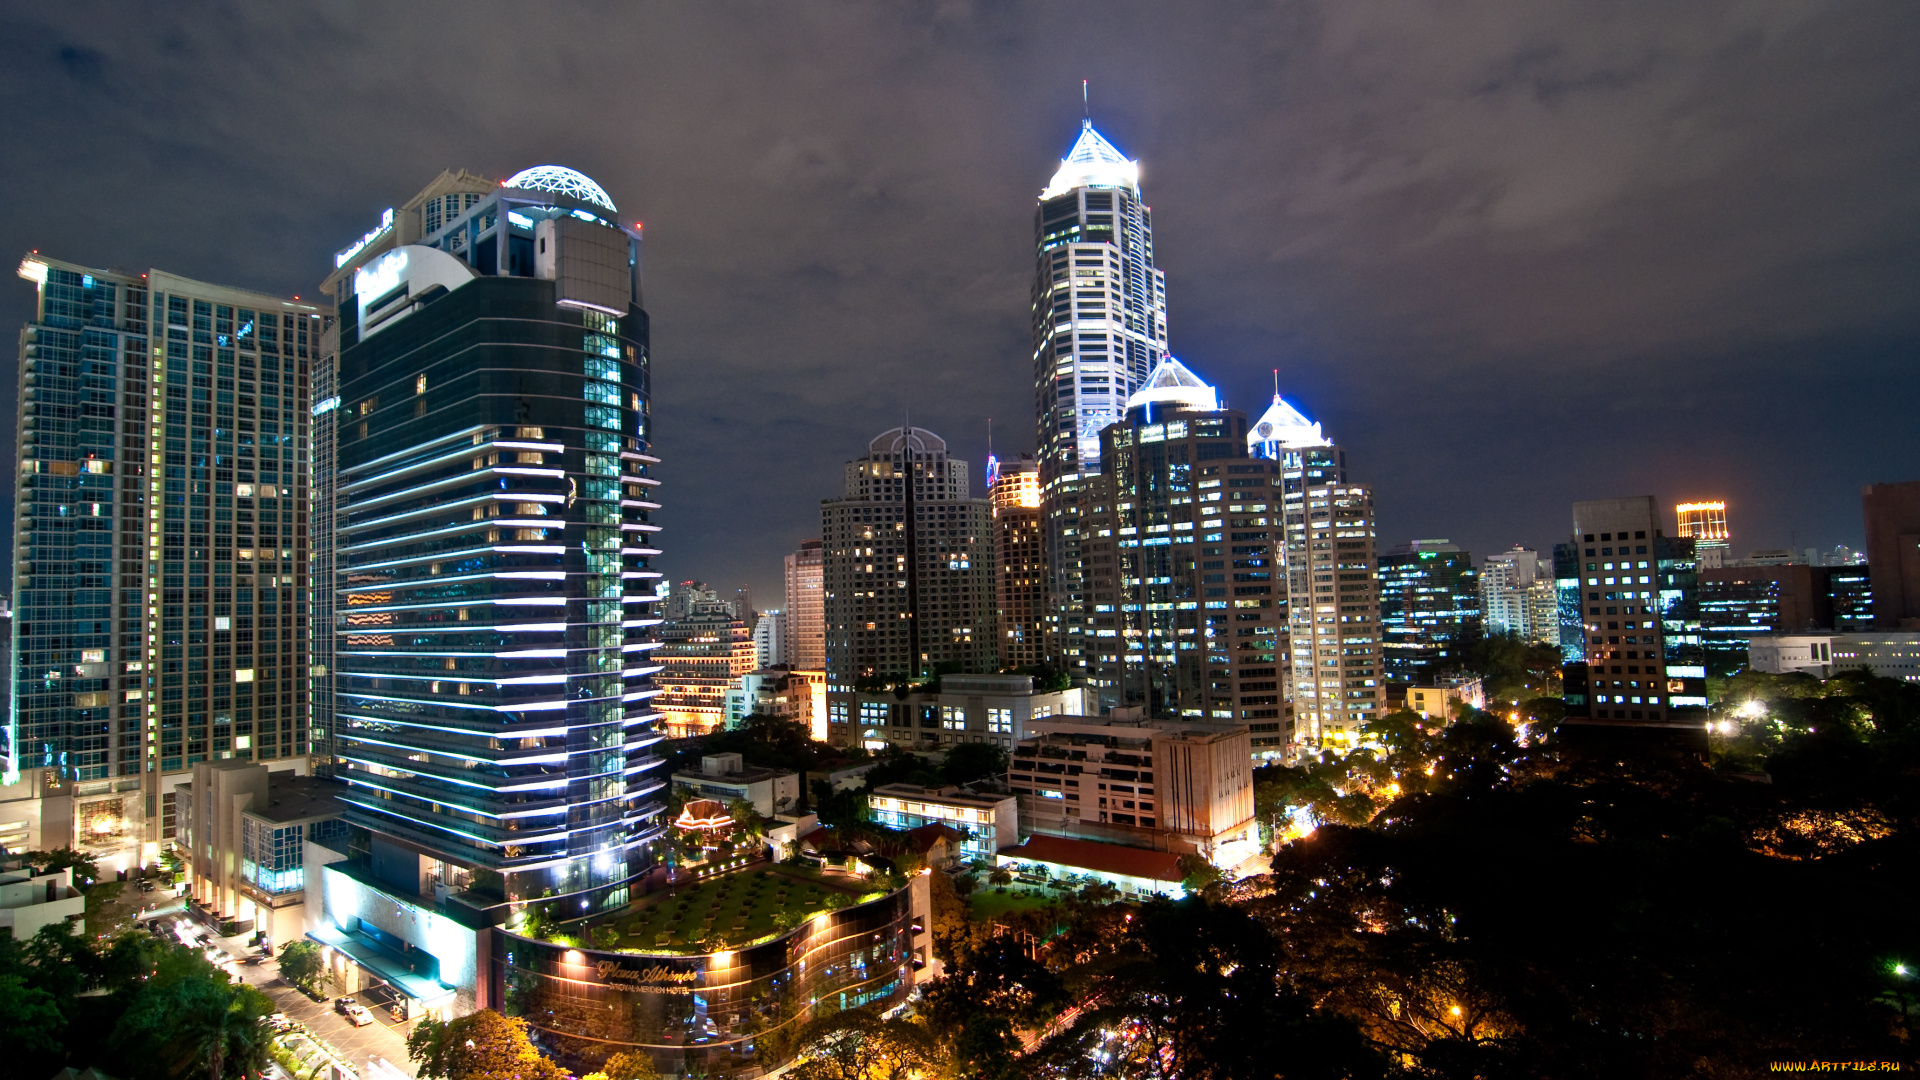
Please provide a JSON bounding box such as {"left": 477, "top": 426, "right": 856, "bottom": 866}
{"left": 539, "top": 862, "right": 883, "bottom": 954}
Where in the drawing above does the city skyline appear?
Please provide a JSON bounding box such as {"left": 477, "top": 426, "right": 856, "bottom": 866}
{"left": 4, "top": 6, "right": 1919, "bottom": 615}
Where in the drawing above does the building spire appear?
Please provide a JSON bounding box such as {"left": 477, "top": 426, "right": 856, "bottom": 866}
{"left": 1082, "top": 79, "right": 1089, "bottom": 123}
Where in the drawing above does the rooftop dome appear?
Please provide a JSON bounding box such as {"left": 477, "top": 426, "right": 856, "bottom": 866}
{"left": 1042, "top": 120, "right": 1141, "bottom": 199}
{"left": 1248, "top": 393, "right": 1330, "bottom": 452}
{"left": 502, "top": 165, "right": 617, "bottom": 212}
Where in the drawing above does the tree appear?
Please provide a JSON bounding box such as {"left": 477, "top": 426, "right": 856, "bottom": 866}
{"left": 986, "top": 866, "right": 1013, "bottom": 889}
{"left": 583, "top": 1050, "right": 658, "bottom": 1080}
{"left": 921, "top": 937, "right": 1067, "bottom": 1079}
{"left": 786, "top": 1008, "right": 941, "bottom": 1080}
{"left": 24, "top": 846, "right": 102, "bottom": 888}
{"left": 940, "top": 742, "right": 1009, "bottom": 788}
{"left": 277, "top": 940, "right": 330, "bottom": 996}
{"left": 407, "top": 1008, "right": 570, "bottom": 1080}
{"left": 1176, "top": 853, "right": 1223, "bottom": 895}
{"left": 0, "top": 972, "right": 66, "bottom": 1070}
{"left": 109, "top": 963, "right": 276, "bottom": 1080}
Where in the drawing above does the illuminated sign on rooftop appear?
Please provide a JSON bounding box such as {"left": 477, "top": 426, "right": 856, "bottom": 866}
{"left": 335, "top": 207, "right": 395, "bottom": 269}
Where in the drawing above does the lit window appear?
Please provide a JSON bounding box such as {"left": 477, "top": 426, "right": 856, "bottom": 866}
{"left": 234, "top": 669, "right": 254, "bottom": 682}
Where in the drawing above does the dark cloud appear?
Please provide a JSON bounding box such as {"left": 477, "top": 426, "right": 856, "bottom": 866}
{"left": 2, "top": 2, "right": 1917, "bottom": 603}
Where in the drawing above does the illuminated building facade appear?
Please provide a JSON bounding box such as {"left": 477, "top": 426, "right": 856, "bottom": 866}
{"left": 318, "top": 165, "right": 666, "bottom": 912}
{"left": 1559, "top": 497, "right": 1708, "bottom": 741}
{"left": 1030, "top": 121, "right": 1170, "bottom": 681}
{"left": 1377, "top": 540, "right": 1479, "bottom": 688}
{"left": 782, "top": 540, "right": 825, "bottom": 671}
{"left": 9, "top": 254, "right": 319, "bottom": 874}
{"left": 654, "top": 601, "right": 756, "bottom": 736}
{"left": 989, "top": 455, "right": 1045, "bottom": 670}
{"left": 1676, "top": 500, "right": 1731, "bottom": 568}
{"left": 1081, "top": 360, "right": 1286, "bottom": 749}
{"left": 1286, "top": 483, "right": 1383, "bottom": 746}
{"left": 820, "top": 427, "right": 995, "bottom": 698}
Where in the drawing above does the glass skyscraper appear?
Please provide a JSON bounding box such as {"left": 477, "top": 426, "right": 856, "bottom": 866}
{"left": 9, "top": 255, "right": 318, "bottom": 870}
{"left": 318, "top": 166, "right": 665, "bottom": 909}
{"left": 1031, "top": 120, "right": 1170, "bottom": 679}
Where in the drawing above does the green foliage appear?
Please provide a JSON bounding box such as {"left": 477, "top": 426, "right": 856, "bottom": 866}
{"left": 107, "top": 948, "right": 276, "bottom": 1080}
{"left": 1458, "top": 627, "right": 1564, "bottom": 703}
{"left": 407, "top": 1009, "right": 570, "bottom": 1080}
{"left": 597, "top": 1049, "right": 659, "bottom": 1080}
{"left": 939, "top": 741, "right": 1009, "bottom": 787}
{"left": 84, "top": 879, "right": 131, "bottom": 938}
{"left": 23, "top": 846, "right": 102, "bottom": 888}
{"left": 277, "top": 940, "right": 330, "bottom": 996}
{"left": 786, "top": 1007, "right": 940, "bottom": 1080}
{"left": 1175, "top": 853, "right": 1223, "bottom": 895}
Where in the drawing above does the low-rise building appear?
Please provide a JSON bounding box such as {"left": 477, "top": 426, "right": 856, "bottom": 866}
{"left": 671, "top": 753, "right": 801, "bottom": 818}
{"left": 1405, "top": 675, "right": 1487, "bottom": 722}
{"left": 0, "top": 863, "right": 85, "bottom": 938}
{"left": 995, "top": 835, "right": 1184, "bottom": 900}
{"left": 826, "top": 673, "right": 1087, "bottom": 752}
{"left": 866, "top": 783, "right": 1017, "bottom": 864}
{"left": 723, "top": 666, "right": 824, "bottom": 734}
{"left": 1007, "top": 714, "right": 1258, "bottom": 869}
{"left": 173, "top": 761, "right": 347, "bottom": 943}
{"left": 1749, "top": 631, "right": 1920, "bottom": 683}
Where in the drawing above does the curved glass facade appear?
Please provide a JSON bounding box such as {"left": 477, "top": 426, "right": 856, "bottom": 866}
{"left": 493, "top": 885, "right": 915, "bottom": 1077}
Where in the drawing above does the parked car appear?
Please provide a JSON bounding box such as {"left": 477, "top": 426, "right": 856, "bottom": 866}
{"left": 266, "top": 1013, "right": 292, "bottom": 1032}
{"left": 344, "top": 1004, "right": 375, "bottom": 1027}
{"left": 334, "top": 997, "right": 355, "bottom": 1015}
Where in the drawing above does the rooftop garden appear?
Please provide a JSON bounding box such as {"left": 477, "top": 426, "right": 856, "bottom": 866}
{"left": 530, "top": 864, "right": 888, "bottom": 954}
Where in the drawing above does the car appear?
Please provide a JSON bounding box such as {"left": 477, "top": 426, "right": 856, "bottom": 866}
{"left": 334, "top": 996, "right": 356, "bottom": 1015}
{"left": 344, "top": 1004, "right": 375, "bottom": 1027}
{"left": 265, "top": 1013, "right": 292, "bottom": 1032}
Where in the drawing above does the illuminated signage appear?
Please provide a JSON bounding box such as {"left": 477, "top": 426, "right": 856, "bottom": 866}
{"left": 335, "top": 208, "right": 395, "bottom": 268}
{"left": 355, "top": 249, "right": 408, "bottom": 301}
{"left": 594, "top": 960, "right": 697, "bottom": 992}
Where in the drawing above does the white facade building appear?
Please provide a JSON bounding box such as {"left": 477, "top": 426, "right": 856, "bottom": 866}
{"left": 1749, "top": 632, "right": 1920, "bottom": 683}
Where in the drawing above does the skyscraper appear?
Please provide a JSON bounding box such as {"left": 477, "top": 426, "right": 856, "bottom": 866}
{"left": 1560, "top": 497, "right": 1708, "bottom": 741}
{"left": 9, "top": 255, "right": 320, "bottom": 873}
{"left": 1377, "top": 540, "right": 1479, "bottom": 687}
{"left": 989, "top": 454, "right": 1045, "bottom": 671}
{"left": 1286, "top": 483, "right": 1384, "bottom": 747}
{"left": 1081, "top": 359, "right": 1287, "bottom": 751}
{"left": 317, "top": 164, "right": 663, "bottom": 913}
{"left": 1481, "top": 546, "right": 1560, "bottom": 646}
{"left": 1862, "top": 480, "right": 1920, "bottom": 628}
{"left": 1031, "top": 120, "right": 1170, "bottom": 681}
{"left": 783, "top": 539, "right": 825, "bottom": 671}
{"left": 820, "top": 428, "right": 995, "bottom": 743}
{"left": 654, "top": 601, "right": 756, "bottom": 736}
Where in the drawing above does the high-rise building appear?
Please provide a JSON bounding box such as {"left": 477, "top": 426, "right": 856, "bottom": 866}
{"left": 1676, "top": 501, "right": 1730, "bottom": 569}
{"left": 9, "top": 254, "right": 321, "bottom": 874}
{"left": 821, "top": 427, "right": 995, "bottom": 697}
{"left": 1286, "top": 483, "right": 1384, "bottom": 747}
{"left": 1377, "top": 540, "right": 1479, "bottom": 688}
{"left": 1030, "top": 120, "right": 1170, "bottom": 681}
{"left": 655, "top": 600, "right": 757, "bottom": 737}
{"left": 1829, "top": 565, "right": 1875, "bottom": 631}
{"left": 989, "top": 454, "right": 1045, "bottom": 671}
{"left": 1552, "top": 542, "right": 1587, "bottom": 664}
{"left": 1862, "top": 480, "right": 1920, "bottom": 629}
{"left": 752, "top": 608, "right": 789, "bottom": 667}
{"left": 783, "top": 539, "right": 825, "bottom": 671}
{"left": 1481, "top": 546, "right": 1560, "bottom": 646}
{"left": 1080, "top": 360, "right": 1287, "bottom": 751}
{"left": 1559, "top": 497, "right": 1707, "bottom": 742}
{"left": 316, "top": 164, "right": 664, "bottom": 924}
{"left": 1698, "top": 565, "right": 1836, "bottom": 673}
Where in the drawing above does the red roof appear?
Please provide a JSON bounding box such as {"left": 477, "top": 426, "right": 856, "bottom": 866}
{"left": 998, "top": 835, "right": 1184, "bottom": 883}
{"left": 905, "top": 822, "right": 963, "bottom": 853}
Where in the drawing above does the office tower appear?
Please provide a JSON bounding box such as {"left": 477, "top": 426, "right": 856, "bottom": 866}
{"left": 1697, "top": 565, "right": 1839, "bottom": 672}
{"left": 783, "top": 539, "right": 825, "bottom": 672}
{"left": 317, "top": 164, "right": 663, "bottom": 912}
{"left": 821, "top": 427, "right": 995, "bottom": 693}
{"left": 989, "top": 454, "right": 1045, "bottom": 671}
{"left": 753, "top": 608, "right": 789, "bottom": 667}
{"left": 1377, "top": 540, "right": 1480, "bottom": 687}
{"left": 1081, "top": 360, "right": 1286, "bottom": 752}
{"left": 1862, "top": 480, "right": 1920, "bottom": 628}
{"left": 10, "top": 254, "right": 320, "bottom": 874}
{"left": 1676, "top": 501, "right": 1731, "bottom": 569}
{"left": 1481, "top": 545, "right": 1558, "bottom": 646}
{"left": 655, "top": 600, "right": 757, "bottom": 736}
{"left": 1560, "top": 498, "right": 1707, "bottom": 738}
{"left": 1287, "top": 484, "right": 1383, "bottom": 747}
{"left": 1030, "top": 120, "right": 1170, "bottom": 681}
{"left": 1829, "top": 565, "right": 1874, "bottom": 631}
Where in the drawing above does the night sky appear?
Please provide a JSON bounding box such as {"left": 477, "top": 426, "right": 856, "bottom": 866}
{"left": 4, "top": 3, "right": 1918, "bottom": 607}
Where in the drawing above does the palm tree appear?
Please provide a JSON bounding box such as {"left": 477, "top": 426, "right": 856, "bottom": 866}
{"left": 987, "top": 866, "right": 1013, "bottom": 890}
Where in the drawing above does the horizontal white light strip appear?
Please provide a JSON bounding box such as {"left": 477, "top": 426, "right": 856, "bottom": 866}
{"left": 340, "top": 425, "right": 489, "bottom": 481}
{"left": 352, "top": 544, "right": 567, "bottom": 573}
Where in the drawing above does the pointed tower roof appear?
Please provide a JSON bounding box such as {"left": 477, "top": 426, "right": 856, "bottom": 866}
{"left": 1248, "top": 393, "right": 1329, "bottom": 453}
{"left": 1126, "top": 356, "right": 1219, "bottom": 414}
{"left": 1043, "top": 120, "right": 1141, "bottom": 199}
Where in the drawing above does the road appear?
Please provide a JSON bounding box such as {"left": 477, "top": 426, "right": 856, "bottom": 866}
{"left": 167, "top": 915, "right": 421, "bottom": 1078}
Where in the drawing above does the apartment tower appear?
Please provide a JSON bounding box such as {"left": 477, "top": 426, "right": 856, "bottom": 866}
{"left": 989, "top": 454, "right": 1045, "bottom": 671}
{"left": 9, "top": 255, "right": 320, "bottom": 871}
